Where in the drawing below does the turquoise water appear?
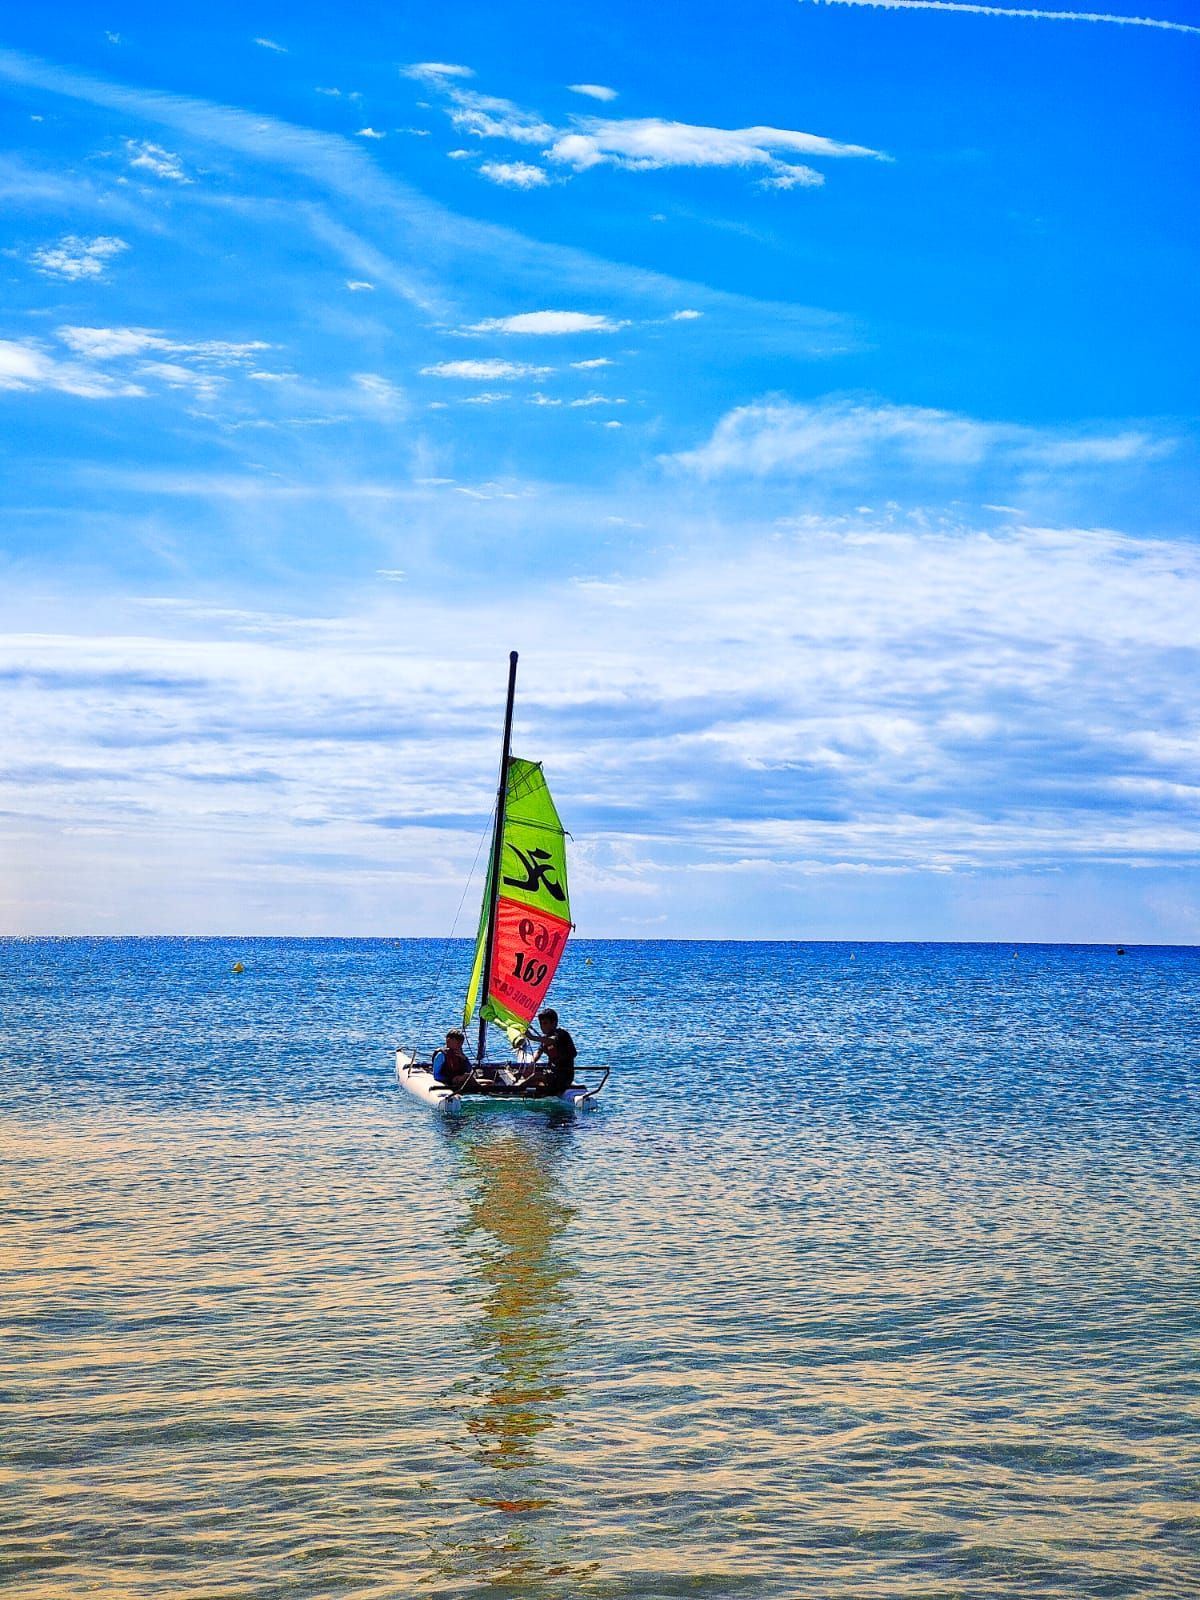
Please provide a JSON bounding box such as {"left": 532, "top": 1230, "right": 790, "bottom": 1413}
{"left": 2, "top": 938, "right": 1198, "bottom": 1598}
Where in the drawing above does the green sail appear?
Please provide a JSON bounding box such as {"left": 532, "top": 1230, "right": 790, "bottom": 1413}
{"left": 463, "top": 757, "right": 572, "bottom": 1041}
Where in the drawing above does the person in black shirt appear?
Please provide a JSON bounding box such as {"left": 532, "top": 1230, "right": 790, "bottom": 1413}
{"left": 523, "top": 1008, "right": 576, "bottom": 1096}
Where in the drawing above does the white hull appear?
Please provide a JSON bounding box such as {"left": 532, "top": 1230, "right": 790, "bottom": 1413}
{"left": 395, "top": 1050, "right": 603, "bottom": 1110}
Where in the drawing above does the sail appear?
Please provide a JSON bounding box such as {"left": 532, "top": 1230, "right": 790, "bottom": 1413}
{"left": 464, "top": 757, "right": 572, "bottom": 1041}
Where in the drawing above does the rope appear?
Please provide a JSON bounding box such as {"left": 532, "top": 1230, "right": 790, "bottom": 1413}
{"left": 414, "top": 805, "right": 495, "bottom": 1045}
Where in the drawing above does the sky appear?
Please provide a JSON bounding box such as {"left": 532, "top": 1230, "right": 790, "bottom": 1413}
{"left": 1, "top": 0, "right": 1197, "bottom": 941}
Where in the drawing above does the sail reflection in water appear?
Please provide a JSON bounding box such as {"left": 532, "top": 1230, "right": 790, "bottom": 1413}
{"left": 423, "top": 1113, "right": 597, "bottom": 1592}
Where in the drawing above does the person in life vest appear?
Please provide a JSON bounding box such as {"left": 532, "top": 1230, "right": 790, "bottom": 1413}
{"left": 431, "top": 1029, "right": 473, "bottom": 1092}
{"left": 521, "top": 1009, "right": 577, "bottom": 1096}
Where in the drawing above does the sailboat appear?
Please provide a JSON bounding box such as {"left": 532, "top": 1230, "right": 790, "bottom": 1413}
{"left": 396, "top": 651, "right": 608, "bottom": 1110}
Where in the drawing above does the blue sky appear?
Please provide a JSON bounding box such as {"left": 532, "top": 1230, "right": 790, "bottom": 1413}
{"left": 1, "top": 0, "right": 1197, "bottom": 939}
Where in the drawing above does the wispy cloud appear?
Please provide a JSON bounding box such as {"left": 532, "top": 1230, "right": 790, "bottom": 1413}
{"left": 30, "top": 233, "right": 128, "bottom": 280}
{"left": 479, "top": 160, "right": 550, "bottom": 188}
{"left": 57, "top": 326, "right": 271, "bottom": 366}
{"left": 0, "top": 337, "right": 144, "bottom": 398}
{"left": 466, "top": 311, "right": 626, "bottom": 335}
{"left": 407, "top": 64, "right": 884, "bottom": 190}
{"left": 254, "top": 37, "right": 287, "bottom": 53}
{"left": 569, "top": 83, "right": 618, "bottom": 101}
{"left": 402, "top": 62, "right": 474, "bottom": 83}
{"left": 805, "top": 0, "right": 1200, "bottom": 35}
{"left": 355, "top": 126, "right": 385, "bottom": 140}
{"left": 345, "top": 279, "right": 374, "bottom": 291}
{"left": 125, "top": 139, "right": 189, "bottom": 181}
{"left": 420, "top": 358, "right": 552, "bottom": 379}
{"left": 672, "top": 396, "right": 1176, "bottom": 477}
{"left": 548, "top": 117, "right": 883, "bottom": 186}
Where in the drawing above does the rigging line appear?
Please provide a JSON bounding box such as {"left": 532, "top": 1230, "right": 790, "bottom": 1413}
{"left": 418, "top": 803, "right": 496, "bottom": 1041}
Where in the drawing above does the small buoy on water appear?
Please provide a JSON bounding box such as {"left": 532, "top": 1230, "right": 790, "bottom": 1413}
{"left": 232, "top": 961, "right": 244, "bottom": 974}
{"left": 1117, "top": 947, "right": 1126, "bottom": 956}
{"left": 585, "top": 957, "right": 593, "bottom": 966}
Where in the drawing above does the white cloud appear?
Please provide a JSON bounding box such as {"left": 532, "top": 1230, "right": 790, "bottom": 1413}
{"left": 671, "top": 397, "right": 1174, "bottom": 479}
{"left": 672, "top": 308, "right": 702, "bottom": 320}
{"left": 356, "top": 127, "right": 385, "bottom": 139}
{"left": 136, "top": 359, "right": 220, "bottom": 397}
{"left": 0, "top": 337, "right": 144, "bottom": 398}
{"left": 447, "top": 148, "right": 479, "bottom": 160}
{"left": 808, "top": 1, "right": 1200, "bottom": 37}
{"left": 350, "top": 374, "right": 405, "bottom": 412}
{"left": 420, "top": 359, "right": 552, "bottom": 380}
{"left": 402, "top": 62, "right": 475, "bottom": 83}
{"left": 569, "top": 83, "right": 618, "bottom": 102}
{"left": 547, "top": 117, "right": 883, "bottom": 186}
{"left": 571, "top": 357, "right": 612, "bottom": 369}
{"left": 569, "top": 393, "right": 626, "bottom": 407}
{"left": 479, "top": 160, "right": 550, "bottom": 188}
{"left": 125, "top": 139, "right": 189, "bottom": 182}
{"left": 450, "top": 92, "right": 554, "bottom": 145}
{"left": 345, "top": 280, "right": 374, "bottom": 292}
{"left": 254, "top": 38, "right": 287, "bottom": 53}
{"left": 57, "top": 326, "right": 270, "bottom": 366}
{"left": 31, "top": 234, "right": 128, "bottom": 280}
{"left": 466, "top": 311, "right": 625, "bottom": 335}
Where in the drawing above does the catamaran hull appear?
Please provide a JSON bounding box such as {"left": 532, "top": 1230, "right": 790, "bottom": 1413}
{"left": 395, "top": 1051, "right": 603, "bottom": 1110}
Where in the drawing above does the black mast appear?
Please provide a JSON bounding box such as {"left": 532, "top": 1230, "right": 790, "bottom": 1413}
{"left": 476, "top": 650, "right": 518, "bottom": 1066}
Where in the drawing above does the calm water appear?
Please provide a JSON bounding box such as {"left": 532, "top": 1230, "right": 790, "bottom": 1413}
{"left": 2, "top": 938, "right": 1198, "bottom": 1599}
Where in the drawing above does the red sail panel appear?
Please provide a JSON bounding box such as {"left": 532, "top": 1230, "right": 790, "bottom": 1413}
{"left": 486, "top": 895, "right": 573, "bottom": 1030}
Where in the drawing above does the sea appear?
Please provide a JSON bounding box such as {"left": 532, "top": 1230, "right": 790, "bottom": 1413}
{"left": 2, "top": 937, "right": 1198, "bottom": 1600}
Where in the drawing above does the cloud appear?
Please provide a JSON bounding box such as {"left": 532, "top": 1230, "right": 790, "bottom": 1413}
{"left": 670, "top": 396, "right": 1176, "bottom": 478}
{"left": 355, "top": 127, "right": 385, "bottom": 139}
{"left": 254, "top": 38, "right": 287, "bottom": 52}
{"left": 420, "top": 358, "right": 552, "bottom": 379}
{"left": 411, "top": 65, "right": 884, "bottom": 191}
{"left": 571, "top": 357, "right": 612, "bottom": 369}
{"left": 345, "top": 279, "right": 374, "bottom": 291}
{"left": 124, "top": 139, "right": 189, "bottom": 181}
{"left": 479, "top": 160, "right": 550, "bottom": 188}
{"left": 402, "top": 62, "right": 475, "bottom": 83}
{"left": 466, "top": 311, "right": 626, "bottom": 335}
{"left": 547, "top": 117, "right": 883, "bottom": 186}
{"left": 0, "top": 337, "right": 144, "bottom": 398}
{"left": 806, "top": 1, "right": 1200, "bottom": 36}
{"left": 672, "top": 308, "right": 702, "bottom": 320}
{"left": 5, "top": 521, "right": 1198, "bottom": 936}
{"left": 448, "top": 91, "right": 555, "bottom": 145}
{"left": 31, "top": 234, "right": 128, "bottom": 280}
{"left": 57, "top": 326, "right": 270, "bottom": 366}
{"left": 569, "top": 393, "right": 626, "bottom": 407}
{"left": 569, "top": 83, "right": 618, "bottom": 101}
{"left": 352, "top": 373, "right": 405, "bottom": 410}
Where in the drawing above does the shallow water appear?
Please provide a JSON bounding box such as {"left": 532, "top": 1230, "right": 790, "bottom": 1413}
{"left": 2, "top": 938, "right": 1198, "bottom": 1597}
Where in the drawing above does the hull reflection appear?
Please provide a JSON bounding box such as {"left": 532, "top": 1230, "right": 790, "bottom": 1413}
{"left": 422, "top": 1114, "right": 598, "bottom": 1593}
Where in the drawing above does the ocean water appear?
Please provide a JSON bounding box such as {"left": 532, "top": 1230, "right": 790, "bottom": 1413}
{"left": 2, "top": 937, "right": 1198, "bottom": 1600}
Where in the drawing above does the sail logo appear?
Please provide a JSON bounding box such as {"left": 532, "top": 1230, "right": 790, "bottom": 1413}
{"left": 503, "top": 844, "right": 566, "bottom": 904}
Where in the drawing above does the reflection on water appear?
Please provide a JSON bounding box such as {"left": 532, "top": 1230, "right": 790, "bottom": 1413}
{"left": 422, "top": 1112, "right": 598, "bottom": 1592}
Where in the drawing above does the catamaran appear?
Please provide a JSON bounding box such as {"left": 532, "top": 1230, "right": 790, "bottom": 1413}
{"left": 396, "top": 652, "right": 608, "bottom": 1110}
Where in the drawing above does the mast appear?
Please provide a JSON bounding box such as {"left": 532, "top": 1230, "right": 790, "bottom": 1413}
{"left": 476, "top": 650, "right": 518, "bottom": 1065}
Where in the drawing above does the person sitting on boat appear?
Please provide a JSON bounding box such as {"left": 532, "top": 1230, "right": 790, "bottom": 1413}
{"left": 431, "top": 1030, "right": 473, "bottom": 1092}
{"left": 521, "top": 1009, "right": 577, "bottom": 1096}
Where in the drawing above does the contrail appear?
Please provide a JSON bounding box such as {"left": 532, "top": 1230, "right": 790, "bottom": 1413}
{"left": 807, "top": 0, "right": 1200, "bottom": 36}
